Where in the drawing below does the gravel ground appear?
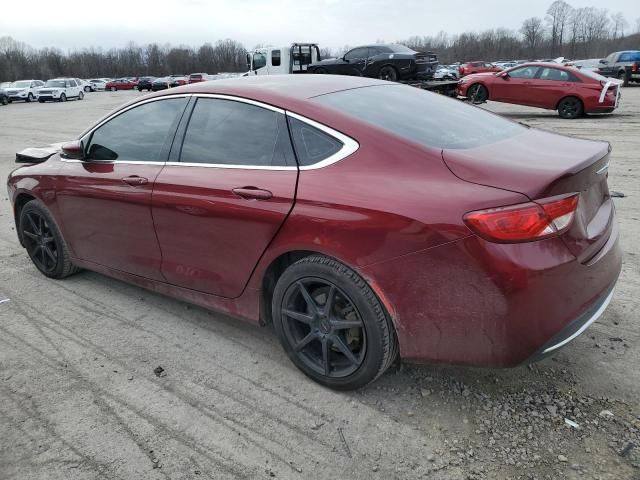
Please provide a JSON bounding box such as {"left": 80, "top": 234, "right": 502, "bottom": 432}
{"left": 0, "top": 87, "right": 638, "bottom": 480}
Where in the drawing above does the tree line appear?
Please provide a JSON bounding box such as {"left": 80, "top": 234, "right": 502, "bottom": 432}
{"left": 1, "top": 0, "right": 639, "bottom": 82}
{"left": 0, "top": 38, "right": 247, "bottom": 82}
{"left": 400, "top": 1, "right": 639, "bottom": 63}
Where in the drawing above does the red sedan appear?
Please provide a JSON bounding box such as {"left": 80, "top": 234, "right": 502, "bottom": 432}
{"left": 104, "top": 78, "right": 138, "bottom": 91}
{"left": 7, "top": 76, "right": 621, "bottom": 389}
{"left": 458, "top": 61, "right": 502, "bottom": 77}
{"left": 457, "top": 63, "right": 622, "bottom": 118}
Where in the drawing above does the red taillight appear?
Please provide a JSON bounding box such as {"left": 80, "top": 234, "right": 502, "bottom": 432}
{"left": 633, "top": 63, "right": 639, "bottom": 73}
{"left": 463, "top": 194, "right": 579, "bottom": 243}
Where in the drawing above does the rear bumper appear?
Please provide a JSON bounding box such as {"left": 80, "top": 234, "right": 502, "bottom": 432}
{"left": 360, "top": 216, "right": 622, "bottom": 366}
{"left": 527, "top": 282, "right": 616, "bottom": 363}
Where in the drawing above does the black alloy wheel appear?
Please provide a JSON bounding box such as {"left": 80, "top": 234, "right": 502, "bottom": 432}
{"left": 467, "top": 83, "right": 488, "bottom": 103}
{"left": 379, "top": 65, "right": 398, "bottom": 81}
{"left": 557, "top": 96, "right": 583, "bottom": 119}
{"left": 281, "top": 278, "right": 367, "bottom": 378}
{"left": 273, "top": 255, "right": 397, "bottom": 390}
{"left": 19, "top": 200, "right": 79, "bottom": 279}
{"left": 21, "top": 210, "right": 59, "bottom": 275}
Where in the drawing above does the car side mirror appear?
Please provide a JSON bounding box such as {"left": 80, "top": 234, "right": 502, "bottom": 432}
{"left": 343, "top": 56, "right": 349, "bottom": 63}
{"left": 498, "top": 72, "right": 509, "bottom": 79}
{"left": 61, "top": 140, "right": 85, "bottom": 160}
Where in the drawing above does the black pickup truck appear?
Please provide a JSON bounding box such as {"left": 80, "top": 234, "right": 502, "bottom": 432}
{"left": 597, "top": 50, "right": 640, "bottom": 83}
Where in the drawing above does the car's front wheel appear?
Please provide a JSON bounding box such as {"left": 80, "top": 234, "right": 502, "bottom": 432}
{"left": 19, "top": 200, "right": 80, "bottom": 279}
{"left": 467, "top": 83, "right": 489, "bottom": 103}
{"left": 272, "top": 255, "right": 397, "bottom": 390}
{"left": 111, "top": 86, "right": 117, "bottom": 92}
{"left": 26, "top": 93, "right": 34, "bottom": 103}
{"left": 557, "top": 96, "right": 583, "bottom": 119}
{"left": 84, "top": 85, "right": 91, "bottom": 92}
{"left": 1, "top": 96, "right": 7, "bottom": 105}
{"left": 59, "top": 93, "right": 67, "bottom": 102}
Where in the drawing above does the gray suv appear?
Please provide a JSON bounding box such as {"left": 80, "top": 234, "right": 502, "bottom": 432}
{"left": 598, "top": 50, "right": 640, "bottom": 82}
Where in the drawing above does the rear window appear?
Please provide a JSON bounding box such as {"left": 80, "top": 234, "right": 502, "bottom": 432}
{"left": 314, "top": 85, "right": 525, "bottom": 150}
{"left": 618, "top": 51, "right": 640, "bottom": 62}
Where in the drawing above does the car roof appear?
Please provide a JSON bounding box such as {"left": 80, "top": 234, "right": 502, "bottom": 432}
{"left": 149, "top": 75, "right": 389, "bottom": 110}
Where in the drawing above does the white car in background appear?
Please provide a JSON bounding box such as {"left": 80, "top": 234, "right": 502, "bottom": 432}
{"left": 75, "top": 78, "right": 94, "bottom": 92}
{"left": 5, "top": 80, "right": 45, "bottom": 103}
{"left": 433, "top": 66, "right": 459, "bottom": 80}
{"left": 88, "top": 79, "right": 107, "bottom": 91}
{"left": 37, "top": 78, "right": 84, "bottom": 102}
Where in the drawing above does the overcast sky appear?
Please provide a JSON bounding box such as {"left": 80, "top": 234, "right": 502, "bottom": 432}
{"left": 1, "top": 0, "right": 638, "bottom": 51}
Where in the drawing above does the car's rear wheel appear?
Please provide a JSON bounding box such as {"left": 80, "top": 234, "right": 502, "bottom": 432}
{"left": 272, "top": 255, "right": 397, "bottom": 390}
{"left": 379, "top": 65, "right": 398, "bottom": 81}
{"left": 1, "top": 96, "right": 7, "bottom": 105}
{"left": 467, "top": 83, "right": 489, "bottom": 103}
{"left": 19, "top": 200, "right": 80, "bottom": 279}
{"left": 557, "top": 96, "right": 583, "bottom": 119}
{"left": 59, "top": 93, "right": 67, "bottom": 102}
{"left": 26, "top": 93, "right": 34, "bottom": 103}
{"left": 78, "top": 91, "right": 84, "bottom": 100}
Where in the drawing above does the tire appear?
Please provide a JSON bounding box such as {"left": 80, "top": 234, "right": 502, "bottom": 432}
{"left": 84, "top": 85, "right": 91, "bottom": 92}
{"left": 111, "top": 86, "right": 117, "bottom": 92}
{"left": 59, "top": 93, "right": 67, "bottom": 102}
{"left": 617, "top": 70, "right": 625, "bottom": 80}
{"left": 1, "top": 96, "right": 7, "bottom": 105}
{"left": 19, "top": 200, "right": 80, "bottom": 279}
{"left": 467, "top": 83, "right": 489, "bottom": 103}
{"left": 557, "top": 96, "right": 583, "bottom": 119}
{"left": 38, "top": 99, "right": 44, "bottom": 103}
{"left": 378, "top": 65, "right": 398, "bottom": 81}
{"left": 78, "top": 91, "right": 84, "bottom": 100}
{"left": 26, "top": 93, "right": 34, "bottom": 103}
{"left": 272, "top": 255, "right": 397, "bottom": 390}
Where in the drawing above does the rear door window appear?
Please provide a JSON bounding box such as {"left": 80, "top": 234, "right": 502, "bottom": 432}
{"left": 508, "top": 66, "right": 539, "bottom": 79}
{"left": 538, "top": 68, "right": 571, "bottom": 81}
{"left": 618, "top": 51, "right": 640, "bottom": 62}
{"left": 179, "top": 98, "right": 294, "bottom": 167}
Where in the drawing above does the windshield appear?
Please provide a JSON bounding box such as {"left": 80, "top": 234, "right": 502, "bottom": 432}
{"left": 45, "top": 80, "right": 65, "bottom": 88}
{"left": 314, "top": 84, "right": 525, "bottom": 150}
{"left": 13, "top": 81, "right": 31, "bottom": 88}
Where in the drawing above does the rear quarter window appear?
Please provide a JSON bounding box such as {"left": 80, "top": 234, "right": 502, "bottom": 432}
{"left": 314, "top": 85, "right": 525, "bottom": 150}
{"left": 618, "top": 52, "right": 640, "bottom": 62}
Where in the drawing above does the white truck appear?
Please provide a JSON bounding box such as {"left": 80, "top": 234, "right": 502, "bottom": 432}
{"left": 245, "top": 43, "right": 322, "bottom": 75}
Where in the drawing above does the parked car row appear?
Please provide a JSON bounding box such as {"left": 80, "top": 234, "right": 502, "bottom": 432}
{"left": 0, "top": 78, "right": 87, "bottom": 104}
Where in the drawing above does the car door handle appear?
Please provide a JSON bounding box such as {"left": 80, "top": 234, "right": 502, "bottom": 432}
{"left": 122, "top": 175, "right": 148, "bottom": 186}
{"left": 232, "top": 187, "right": 273, "bottom": 200}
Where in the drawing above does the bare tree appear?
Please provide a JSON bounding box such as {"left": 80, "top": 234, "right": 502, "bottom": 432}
{"left": 611, "top": 12, "right": 628, "bottom": 39}
{"left": 546, "top": 0, "right": 572, "bottom": 55}
{"left": 520, "top": 17, "right": 546, "bottom": 57}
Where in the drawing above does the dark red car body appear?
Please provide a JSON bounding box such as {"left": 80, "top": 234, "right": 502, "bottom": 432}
{"left": 104, "top": 78, "right": 138, "bottom": 91}
{"left": 458, "top": 63, "right": 621, "bottom": 114}
{"left": 188, "top": 73, "right": 208, "bottom": 84}
{"left": 459, "top": 61, "right": 502, "bottom": 77}
{"left": 7, "top": 76, "right": 621, "bottom": 368}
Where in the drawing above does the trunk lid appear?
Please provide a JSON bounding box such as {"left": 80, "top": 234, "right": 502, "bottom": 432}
{"left": 443, "top": 129, "right": 613, "bottom": 263}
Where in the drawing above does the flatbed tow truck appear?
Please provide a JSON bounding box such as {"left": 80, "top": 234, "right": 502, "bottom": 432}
{"left": 245, "top": 43, "right": 459, "bottom": 97}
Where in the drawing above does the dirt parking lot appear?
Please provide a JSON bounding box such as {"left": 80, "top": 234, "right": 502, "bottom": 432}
{"left": 0, "top": 87, "right": 638, "bottom": 480}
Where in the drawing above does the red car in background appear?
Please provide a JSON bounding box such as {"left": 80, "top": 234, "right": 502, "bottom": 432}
{"left": 458, "top": 61, "right": 502, "bottom": 77}
{"left": 188, "top": 73, "right": 209, "bottom": 84}
{"left": 8, "top": 76, "right": 621, "bottom": 389}
{"left": 104, "top": 78, "right": 138, "bottom": 91}
{"left": 458, "top": 62, "right": 622, "bottom": 118}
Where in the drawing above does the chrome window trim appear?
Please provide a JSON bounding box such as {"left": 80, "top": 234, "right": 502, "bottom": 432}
{"left": 73, "top": 93, "right": 358, "bottom": 170}
{"left": 285, "top": 111, "right": 360, "bottom": 171}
